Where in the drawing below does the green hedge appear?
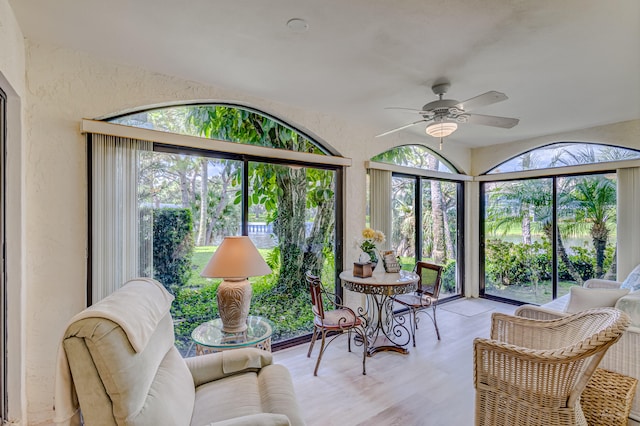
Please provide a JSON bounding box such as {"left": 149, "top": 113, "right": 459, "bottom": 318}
{"left": 485, "top": 238, "right": 613, "bottom": 287}
{"left": 153, "top": 208, "right": 194, "bottom": 294}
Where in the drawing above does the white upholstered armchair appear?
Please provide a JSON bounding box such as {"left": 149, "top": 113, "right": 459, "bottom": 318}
{"left": 55, "top": 278, "right": 305, "bottom": 426}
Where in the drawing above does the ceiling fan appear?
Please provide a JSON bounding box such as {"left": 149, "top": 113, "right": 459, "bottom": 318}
{"left": 376, "top": 82, "right": 519, "bottom": 148}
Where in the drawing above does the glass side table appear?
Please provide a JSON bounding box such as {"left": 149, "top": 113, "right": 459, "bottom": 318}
{"left": 191, "top": 315, "right": 274, "bottom": 355}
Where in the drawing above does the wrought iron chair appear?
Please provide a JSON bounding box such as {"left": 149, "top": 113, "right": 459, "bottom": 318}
{"left": 392, "top": 261, "right": 443, "bottom": 346}
{"left": 474, "top": 308, "right": 630, "bottom": 426}
{"left": 305, "top": 271, "right": 367, "bottom": 376}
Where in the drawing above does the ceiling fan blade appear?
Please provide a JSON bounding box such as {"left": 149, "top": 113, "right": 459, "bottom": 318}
{"left": 455, "top": 91, "right": 508, "bottom": 112}
{"left": 375, "top": 119, "right": 428, "bottom": 137}
{"left": 465, "top": 113, "right": 519, "bottom": 128}
{"left": 385, "top": 107, "right": 433, "bottom": 116}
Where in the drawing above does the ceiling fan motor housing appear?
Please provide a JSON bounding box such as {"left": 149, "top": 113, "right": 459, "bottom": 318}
{"left": 422, "top": 99, "right": 460, "bottom": 116}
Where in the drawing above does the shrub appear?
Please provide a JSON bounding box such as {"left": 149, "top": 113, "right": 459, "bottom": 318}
{"left": 441, "top": 260, "right": 457, "bottom": 293}
{"left": 171, "top": 282, "right": 219, "bottom": 353}
{"left": 484, "top": 239, "right": 550, "bottom": 287}
{"left": 153, "top": 208, "right": 194, "bottom": 294}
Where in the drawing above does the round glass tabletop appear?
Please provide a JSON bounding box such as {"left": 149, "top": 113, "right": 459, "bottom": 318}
{"left": 191, "top": 315, "right": 274, "bottom": 350}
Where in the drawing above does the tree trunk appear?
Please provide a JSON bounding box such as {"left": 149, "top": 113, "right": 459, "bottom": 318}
{"left": 443, "top": 205, "right": 454, "bottom": 261}
{"left": 545, "top": 224, "right": 583, "bottom": 285}
{"left": 196, "top": 159, "right": 208, "bottom": 246}
{"left": 522, "top": 204, "right": 532, "bottom": 245}
{"left": 178, "top": 171, "right": 191, "bottom": 208}
{"left": 302, "top": 194, "right": 335, "bottom": 276}
{"left": 205, "top": 163, "right": 233, "bottom": 244}
{"left": 591, "top": 222, "right": 609, "bottom": 278}
{"left": 274, "top": 167, "right": 307, "bottom": 293}
{"left": 428, "top": 158, "right": 446, "bottom": 264}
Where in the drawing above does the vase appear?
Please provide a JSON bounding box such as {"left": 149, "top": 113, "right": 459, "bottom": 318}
{"left": 358, "top": 251, "right": 374, "bottom": 264}
{"left": 365, "top": 250, "right": 378, "bottom": 265}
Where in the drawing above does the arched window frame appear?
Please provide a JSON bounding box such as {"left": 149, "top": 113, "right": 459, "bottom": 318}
{"left": 478, "top": 141, "right": 640, "bottom": 305}
{"left": 483, "top": 141, "right": 640, "bottom": 175}
{"left": 85, "top": 104, "right": 351, "bottom": 352}
{"left": 366, "top": 145, "right": 471, "bottom": 299}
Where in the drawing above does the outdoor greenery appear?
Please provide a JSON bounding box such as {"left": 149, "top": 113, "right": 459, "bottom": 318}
{"left": 483, "top": 148, "right": 618, "bottom": 303}
{"left": 152, "top": 208, "right": 194, "bottom": 295}
{"left": 388, "top": 168, "right": 460, "bottom": 295}
{"left": 116, "top": 109, "right": 631, "bottom": 352}
{"left": 117, "top": 105, "right": 337, "bottom": 352}
{"left": 170, "top": 245, "right": 321, "bottom": 354}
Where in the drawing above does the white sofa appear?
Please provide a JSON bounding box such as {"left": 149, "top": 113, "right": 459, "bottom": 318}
{"left": 515, "top": 279, "right": 640, "bottom": 425}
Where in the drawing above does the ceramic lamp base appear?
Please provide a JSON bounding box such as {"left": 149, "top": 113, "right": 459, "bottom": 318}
{"left": 216, "top": 278, "right": 252, "bottom": 333}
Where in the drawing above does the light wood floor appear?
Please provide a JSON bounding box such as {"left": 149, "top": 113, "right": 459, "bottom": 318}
{"left": 273, "top": 298, "right": 516, "bottom": 426}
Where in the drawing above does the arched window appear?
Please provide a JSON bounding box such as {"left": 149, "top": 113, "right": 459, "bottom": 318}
{"left": 108, "top": 104, "right": 331, "bottom": 154}
{"left": 91, "top": 104, "right": 346, "bottom": 354}
{"left": 370, "top": 144, "right": 457, "bottom": 173}
{"left": 479, "top": 142, "right": 640, "bottom": 305}
{"left": 486, "top": 142, "right": 640, "bottom": 174}
{"left": 368, "top": 144, "right": 464, "bottom": 298}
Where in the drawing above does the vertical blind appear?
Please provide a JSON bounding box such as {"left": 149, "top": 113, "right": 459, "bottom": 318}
{"left": 91, "top": 134, "right": 152, "bottom": 303}
{"left": 617, "top": 167, "right": 640, "bottom": 280}
{"left": 369, "top": 168, "right": 392, "bottom": 251}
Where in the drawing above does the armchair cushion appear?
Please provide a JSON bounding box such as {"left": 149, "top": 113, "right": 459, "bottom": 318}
{"left": 565, "top": 286, "right": 629, "bottom": 313}
{"left": 190, "top": 363, "right": 304, "bottom": 426}
{"left": 622, "top": 264, "right": 640, "bottom": 291}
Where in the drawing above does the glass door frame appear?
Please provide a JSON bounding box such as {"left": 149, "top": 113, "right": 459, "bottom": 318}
{"left": 392, "top": 171, "right": 465, "bottom": 299}
{"left": 479, "top": 170, "right": 616, "bottom": 305}
{"left": 0, "top": 87, "right": 7, "bottom": 421}
{"left": 87, "top": 141, "right": 344, "bottom": 351}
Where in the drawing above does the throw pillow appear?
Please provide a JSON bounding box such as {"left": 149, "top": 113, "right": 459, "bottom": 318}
{"left": 621, "top": 264, "right": 640, "bottom": 291}
{"left": 565, "top": 286, "right": 630, "bottom": 314}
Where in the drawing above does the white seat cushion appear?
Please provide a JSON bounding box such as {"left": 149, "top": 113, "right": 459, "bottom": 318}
{"left": 565, "top": 286, "right": 630, "bottom": 313}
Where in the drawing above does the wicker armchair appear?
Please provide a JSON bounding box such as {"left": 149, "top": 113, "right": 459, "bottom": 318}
{"left": 474, "top": 308, "right": 630, "bottom": 426}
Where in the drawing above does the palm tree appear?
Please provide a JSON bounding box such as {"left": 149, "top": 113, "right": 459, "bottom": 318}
{"left": 565, "top": 175, "right": 616, "bottom": 277}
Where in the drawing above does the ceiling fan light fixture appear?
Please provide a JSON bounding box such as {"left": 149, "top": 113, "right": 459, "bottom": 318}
{"left": 426, "top": 122, "right": 457, "bottom": 138}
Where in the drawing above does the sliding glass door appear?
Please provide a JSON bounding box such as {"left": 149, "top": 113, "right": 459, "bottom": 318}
{"left": 96, "top": 145, "right": 340, "bottom": 355}
{"left": 390, "top": 173, "right": 463, "bottom": 297}
{"left": 481, "top": 173, "right": 617, "bottom": 304}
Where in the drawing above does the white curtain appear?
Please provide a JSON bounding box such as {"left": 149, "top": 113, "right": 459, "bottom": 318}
{"left": 91, "top": 134, "right": 152, "bottom": 303}
{"left": 617, "top": 167, "right": 640, "bottom": 280}
{"left": 369, "top": 168, "right": 392, "bottom": 251}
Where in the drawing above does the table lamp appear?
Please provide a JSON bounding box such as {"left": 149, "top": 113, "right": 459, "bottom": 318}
{"left": 201, "top": 236, "right": 272, "bottom": 333}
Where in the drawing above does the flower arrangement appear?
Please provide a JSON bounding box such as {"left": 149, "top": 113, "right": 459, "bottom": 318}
{"left": 358, "top": 227, "right": 385, "bottom": 264}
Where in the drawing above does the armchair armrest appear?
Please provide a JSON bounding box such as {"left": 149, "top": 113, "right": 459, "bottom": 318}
{"left": 185, "top": 347, "right": 273, "bottom": 387}
{"left": 615, "top": 292, "right": 640, "bottom": 329}
{"left": 584, "top": 278, "right": 622, "bottom": 289}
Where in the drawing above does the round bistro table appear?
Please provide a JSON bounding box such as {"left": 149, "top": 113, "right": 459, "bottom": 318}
{"left": 339, "top": 269, "right": 419, "bottom": 355}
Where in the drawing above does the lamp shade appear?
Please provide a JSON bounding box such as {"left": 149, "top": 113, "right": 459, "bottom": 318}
{"left": 201, "top": 236, "right": 272, "bottom": 279}
{"left": 425, "top": 122, "right": 458, "bottom": 138}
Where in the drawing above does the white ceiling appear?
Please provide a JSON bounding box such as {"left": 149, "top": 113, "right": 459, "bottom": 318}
{"left": 8, "top": 0, "right": 640, "bottom": 148}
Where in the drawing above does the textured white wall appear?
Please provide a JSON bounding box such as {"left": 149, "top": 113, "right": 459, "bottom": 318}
{"left": 0, "top": 0, "right": 27, "bottom": 424}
